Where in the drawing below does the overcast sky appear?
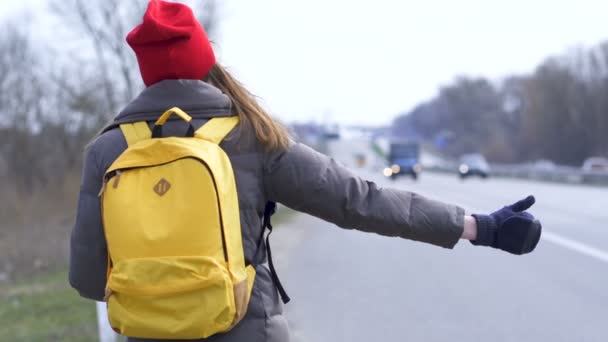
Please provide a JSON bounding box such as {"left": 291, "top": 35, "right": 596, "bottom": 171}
{"left": 4, "top": 0, "right": 608, "bottom": 125}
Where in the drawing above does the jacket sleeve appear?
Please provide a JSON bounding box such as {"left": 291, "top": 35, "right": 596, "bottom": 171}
{"left": 69, "top": 144, "right": 108, "bottom": 301}
{"left": 263, "top": 143, "right": 465, "bottom": 248}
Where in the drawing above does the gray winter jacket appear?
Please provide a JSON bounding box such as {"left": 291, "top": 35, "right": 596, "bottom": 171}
{"left": 69, "top": 80, "right": 465, "bottom": 342}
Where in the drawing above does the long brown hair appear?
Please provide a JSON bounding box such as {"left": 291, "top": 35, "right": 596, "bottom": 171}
{"left": 206, "top": 63, "right": 290, "bottom": 151}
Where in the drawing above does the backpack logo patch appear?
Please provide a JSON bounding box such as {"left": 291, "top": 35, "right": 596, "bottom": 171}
{"left": 153, "top": 178, "right": 171, "bottom": 196}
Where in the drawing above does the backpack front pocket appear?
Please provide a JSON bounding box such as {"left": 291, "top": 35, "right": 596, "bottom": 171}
{"left": 106, "top": 256, "right": 236, "bottom": 339}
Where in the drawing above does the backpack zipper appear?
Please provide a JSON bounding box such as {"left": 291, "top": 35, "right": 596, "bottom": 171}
{"left": 98, "top": 158, "right": 230, "bottom": 263}
{"left": 188, "top": 158, "right": 230, "bottom": 264}
{"left": 98, "top": 170, "right": 121, "bottom": 197}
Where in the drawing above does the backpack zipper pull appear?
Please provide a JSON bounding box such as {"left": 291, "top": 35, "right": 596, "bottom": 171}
{"left": 112, "top": 171, "right": 122, "bottom": 189}
{"left": 98, "top": 170, "right": 121, "bottom": 197}
{"left": 98, "top": 178, "right": 108, "bottom": 197}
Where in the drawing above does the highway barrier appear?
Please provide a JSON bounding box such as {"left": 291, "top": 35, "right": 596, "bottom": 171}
{"left": 424, "top": 162, "right": 608, "bottom": 186}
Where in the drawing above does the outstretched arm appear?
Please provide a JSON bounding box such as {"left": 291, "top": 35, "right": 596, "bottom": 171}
{"left": 264, "top": 143, "right": 465, "bottom": 249}
{"left": 264, "top": 143, "right": 541, "bottom": 255}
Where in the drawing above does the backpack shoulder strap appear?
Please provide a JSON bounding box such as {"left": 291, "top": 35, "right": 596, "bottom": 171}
{"left": 194, "top": 116, "right": 240, "bottom": 144}
{"left": 261, "top": 202, "right": 291, "bottom": 304}
{"left": 119, "top": 121, "right": 152, "bottom": 147}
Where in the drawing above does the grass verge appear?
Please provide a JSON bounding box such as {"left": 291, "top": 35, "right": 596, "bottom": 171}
{"left": 0, "top": 269, "right": 97, "bottom": 342}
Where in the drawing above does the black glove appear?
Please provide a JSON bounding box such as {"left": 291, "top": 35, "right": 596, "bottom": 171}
{"left": 471, "top": 195, "right": 542, "bottom": 255}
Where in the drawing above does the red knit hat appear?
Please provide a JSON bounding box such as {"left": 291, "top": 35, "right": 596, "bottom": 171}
{"left": 126, "top": 0, "right": 216, "bottom": 87}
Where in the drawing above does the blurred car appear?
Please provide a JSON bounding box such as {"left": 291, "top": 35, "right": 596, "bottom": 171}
{"left": 354, "top": 153, "right": 367, "bottom": 168}
{"left": 458, "top": 153, "right": 490, "bottom": 179}
{"left": 383, "top": 141, "right": 421, "bottom": 180}
{"left": 582, "top": 157, "right": 608, "bottom": 173}
{"left": 532, "top": 159, "right": 557, "bottom": 172}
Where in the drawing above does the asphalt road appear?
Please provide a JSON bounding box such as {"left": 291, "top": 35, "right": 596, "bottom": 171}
{"left": 273, "top": 138, "right": 608, "bottom": 342}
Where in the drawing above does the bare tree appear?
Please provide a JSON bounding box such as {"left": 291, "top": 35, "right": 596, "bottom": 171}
{"left": 394, "top": 40, "right": 608, "bottom": 166}
{"left": 49, "top": 0, "right": 222, "bottom": 120}
{"left": 0, "top": 24, "right": 42, "bottom": 128}
{"left": 50, "top": 0, "right": 143, "bottom": 118}
{"left": 0, "top": 22, "right": 48, "bottom": 192}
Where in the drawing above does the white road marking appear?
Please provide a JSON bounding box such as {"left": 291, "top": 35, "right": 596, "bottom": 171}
{"left": 542, "top": 231, "right": 608, "bottom": 264}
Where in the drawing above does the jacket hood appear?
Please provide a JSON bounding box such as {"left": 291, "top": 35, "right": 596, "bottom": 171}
{"left": 105, "top": 79, "right": 232, "bottom": 132}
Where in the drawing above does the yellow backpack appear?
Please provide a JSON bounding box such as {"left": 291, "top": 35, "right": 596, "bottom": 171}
{"left": 99, "top": 108, "right": 255, "bottom": 339}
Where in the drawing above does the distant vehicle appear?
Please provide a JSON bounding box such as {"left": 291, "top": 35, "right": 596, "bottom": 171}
{"left": 384, "top": 141, "right": 421, "bottom": 180}
{"left": 354, "top": 153, "right": 366, "bottom": 168}
{"left": 582, "top": 157, "right": 608, "bottom": 173}
{"left": 458, "top": 153, "right": 490, "bottom": 179}
{"left": 532, "top": 159, "right": 557, "bottom": 172}
{"left": 323, "top": 131, "right": 340, "bottom": 140}
{"left": 323, "top": 125, "right": 341, "bottom": 140}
